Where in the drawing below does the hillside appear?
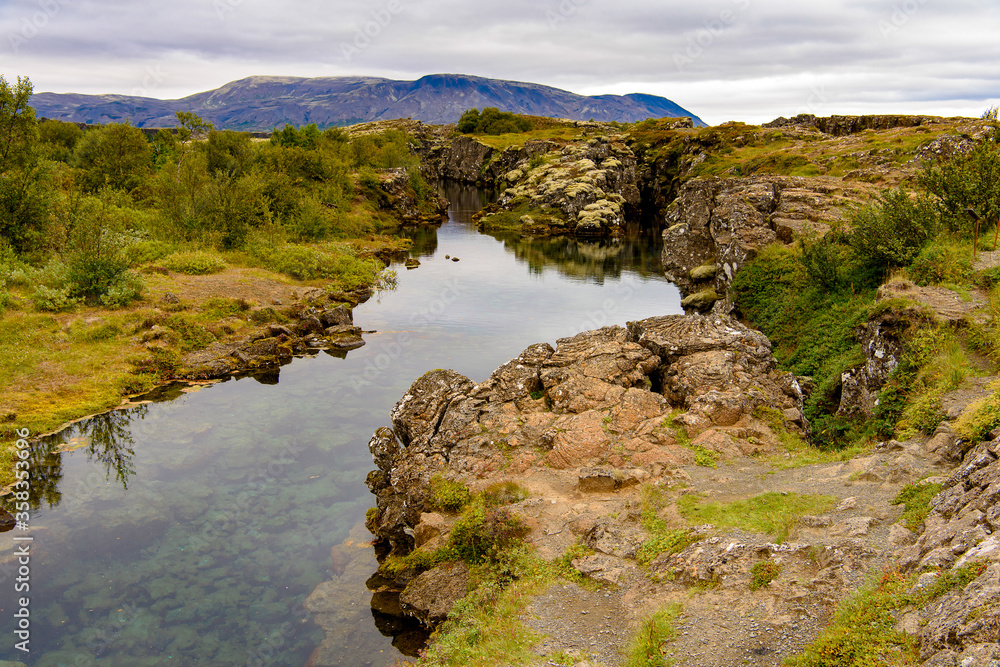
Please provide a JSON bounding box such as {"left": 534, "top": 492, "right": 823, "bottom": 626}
{"left": 30, "top": 73, "right": 706, "bottom": 131}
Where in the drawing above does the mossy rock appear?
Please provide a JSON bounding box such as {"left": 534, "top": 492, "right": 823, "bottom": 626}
{"left": 689, "top": 263, "right": 718, "bottom": 281}
{"left": 681, "top": 289, "right": 720, "bottom": 311}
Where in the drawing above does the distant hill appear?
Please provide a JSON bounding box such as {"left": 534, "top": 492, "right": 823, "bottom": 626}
{"left": 30, "top": 73, "right": 706, "bottom": 131}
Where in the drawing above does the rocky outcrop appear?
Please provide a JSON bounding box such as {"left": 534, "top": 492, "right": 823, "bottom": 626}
{"left": 368, "top": 167, "right": 448, "bottom": 224}
{"left": 176, "top": 291, "right": 371, "bottom": 380}
{"left": 763, "top": 114, "right": 933, "bottom": 136}
{"left": 890, "top": 436, "right": 1000, "bottom": 665}
{"left": 365, "top": 314, "right": 807, "bottom": 559}
{"left": 660, "top": 176, "right": 854, "bottom": 307}
{"left": 475, "top": 133, "right": 642, "bottom": 237}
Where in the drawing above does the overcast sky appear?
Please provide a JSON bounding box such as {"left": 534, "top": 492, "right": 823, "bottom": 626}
{"left": 2, "top": 0, "right": 998, "bottom": 126}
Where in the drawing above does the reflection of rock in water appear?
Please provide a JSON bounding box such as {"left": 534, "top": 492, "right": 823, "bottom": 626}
{"left": 370, "top": 595, "right": 431, "bottom": 658}
{"left": 437, "top": 180, "right": 495, "bottom": 223}
{"left": 490, "top": 230, "right": 665, "bottom": 282}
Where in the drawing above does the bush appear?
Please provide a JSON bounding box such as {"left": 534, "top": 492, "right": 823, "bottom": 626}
{"left": 124, "top": 240, "right": 177, "bottom": 266}
{"left": 447, "top": 500, "right": 529, "bottom": 564}
{"left": 161, "top": 250, "right": 227, "bottom": 275}
{"left": 31, "top": 285, "right": 80, "bottom": 312}
{"left": 429, "top": 475, "right": 472, "bottom": 512}
{"left": 849, "top": 188, "right": 939, "bottom": 271}
{"left": 921, "top": 130, "right": 1000, "bottom": 233}
{"left": 908, "top": 240, "right": 973, "bottom": 286}
{"left": 457, "top": 107, "right": 532, "bottom": 135}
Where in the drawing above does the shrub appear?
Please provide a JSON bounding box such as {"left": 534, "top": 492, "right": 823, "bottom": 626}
{"left": 31, "top": 285, "right": 80, "bottom": 312}
{"left": 457, "top": 107, "right": 532, "bottom": 135}
{"left": 921, "top": 129, "right": 1000, "bottom": 233}
{"left": 849, "top": 188, "right": 939, "bottom": 271}
{"left": 124, "top": 240, "right": 176, "bottom": 266}
{"left": 429, "top": 475, "right": 472, "bottom": 512}
{"left": 447, "top": 500, "right": 529, "bottom": 564}
{"left": 161, "top": 250, "right": 228, "bottom": 275}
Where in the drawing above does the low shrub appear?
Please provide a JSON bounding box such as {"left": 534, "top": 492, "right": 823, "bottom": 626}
{"left": 429, "top": 475, "right": 472, "bottom": 513}
{"left": 161, "top": 250, "right": 227, "bottom": 275}
{"left": 749, "top": 560, "right": 781, "bottom": 591}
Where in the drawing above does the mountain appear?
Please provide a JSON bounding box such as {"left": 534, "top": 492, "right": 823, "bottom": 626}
{"left": 30, "top": 73, "right": 706, "bottom": 131}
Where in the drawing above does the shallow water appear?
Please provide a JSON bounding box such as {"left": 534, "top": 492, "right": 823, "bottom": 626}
{"left": 0, "top": 183, "right": 681, "bottom": 666}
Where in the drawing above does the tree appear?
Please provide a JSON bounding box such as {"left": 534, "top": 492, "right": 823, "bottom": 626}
{"left": 0, "top": 75, "right": 51, "bottom": 254}
{"left": 72, "top": 122, "right": 153, "bottom": 193}
{"left": 0, "top": 75, "right": 37, "bottom": 170}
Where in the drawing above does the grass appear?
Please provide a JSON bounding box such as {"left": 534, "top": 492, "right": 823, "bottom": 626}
{"left": 0, "top": 236, "right": 405, "bottom": 491}
{"left": 786, "top": 561, "right": 989, "bottom": 666}
{"left": 892, "top": 480, "right": 945, "bottom": 532}
{"left": 677, "top": 491, "right": 837, "bottom": 543}
{"left": 471, "top": 125, "right": 588, "bottom": 151}
{"left": 636, "top": 484, "right": 697, "bottom": 565}
{"left": 625, "top": 603, "right": 683, "bottom": 667}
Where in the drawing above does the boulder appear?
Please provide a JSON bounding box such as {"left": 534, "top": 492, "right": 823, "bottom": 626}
{"left": 399, "top": 561, "right": 470, "bottom": 626}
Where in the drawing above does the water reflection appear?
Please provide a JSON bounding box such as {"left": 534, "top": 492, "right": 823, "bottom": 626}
{"left": 0, "top": 182, "right": 679, "bottom": 666}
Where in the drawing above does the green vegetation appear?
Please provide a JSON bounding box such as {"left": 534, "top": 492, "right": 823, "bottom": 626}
{"left": 677, "top": 492, "right": 836, "bottom": 543}
{"left": 625, "top": 603, "right": 683, "bottom": 667}
{"left": 749, "top": 560, "right": 781, "bottom": 591}
{"left": 954, "top": 379, "right": 1000, "bottom": 442}
{"left": 892, "top": 480, "right": 945, "bottom": 532}
{"left": 160, "top": 250, "right": 228, "bottom": 275}
{"left": 457, "top": 107, "right": 532, "bottom": 135}
{"left": 429, "top": 475, "right": 474, "bottom": 512}
{"left": 636, "top": 484, "right": 697, "bottom": 565}
{"left": 787, "top": 562, "right": 988, "bottom": 666}
{"left": 0, "top": 75, "right": 439, "bottom": 485}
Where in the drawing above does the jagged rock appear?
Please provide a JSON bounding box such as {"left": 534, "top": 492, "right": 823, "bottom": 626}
{"left": 390, "top": 369, "right": 479, "bottom": 452}
{"left": 763, "top": 113, "right": 930, "bottom": 136}
{"left": 837, "top": 301, "right": 931, "bottom": 418}
{"left": 918, "top": 562, "right": 1000, "bottom": 661}
{"left": 571, "top": 553, "right": 635, "bottom": 584}
{"left": 399, "top": 561, "right": 470, "bottom": 626}
{"left": 661, "top": 176, "right": 852, "bottom": 301}
{"left": 583, "top": 519, "right": 646, "bottom": 559}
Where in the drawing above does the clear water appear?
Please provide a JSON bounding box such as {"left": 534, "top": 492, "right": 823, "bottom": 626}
{"left": 0, "top": 183, "right": 681, "bottom": 666}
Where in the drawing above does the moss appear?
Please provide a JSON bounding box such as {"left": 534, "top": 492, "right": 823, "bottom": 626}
{"left": 749, "top": 560, "right": 781, "bottom": 591}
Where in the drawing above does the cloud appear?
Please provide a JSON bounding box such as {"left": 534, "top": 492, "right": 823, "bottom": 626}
{"left": 2, "top": 0, "right": 999, "bottom": 123}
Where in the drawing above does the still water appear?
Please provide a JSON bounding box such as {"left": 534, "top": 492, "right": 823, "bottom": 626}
{"left": 0, "top": 184, "right": 681, "bottom": 666}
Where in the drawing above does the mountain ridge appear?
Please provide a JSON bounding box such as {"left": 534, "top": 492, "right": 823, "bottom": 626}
{"left": 30, "top": 73, "right": 706, "bottom": 131}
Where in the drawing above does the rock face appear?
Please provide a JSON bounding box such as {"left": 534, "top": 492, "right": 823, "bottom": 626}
{"left": 369, "top": 167, "right": 449, "bottom": 224}
{"left": 763, "top": 114, "right": 931, "bottom": 136}
{"left": 892, "top": 438, "right": 1000, "bottom": 664}
{"left": 660, "top": 176, "right": 854, "bottom": 306}
{"left": 365, "top": 314, "right": 806, "bottom": 558}
{"left": 474, "top": 133, "right": 642, "bottom": 237}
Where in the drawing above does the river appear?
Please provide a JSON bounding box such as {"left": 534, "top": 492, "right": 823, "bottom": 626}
{"left": 0, "top": 183, "right": 681, "bottom": 666}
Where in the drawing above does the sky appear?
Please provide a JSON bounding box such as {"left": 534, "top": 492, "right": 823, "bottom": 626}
{"left": 2, "top": 0, "right": 999, "bottom": 126}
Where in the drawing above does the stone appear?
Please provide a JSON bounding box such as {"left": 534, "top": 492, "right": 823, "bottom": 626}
{"left": 399, "top": 561, "right": 470, "bottom": 626}
{"left": 830, "top": 516, "right": 875, "bottom": 537}
{"left": 571, "top": 554, "right": 635, "bottom": 585}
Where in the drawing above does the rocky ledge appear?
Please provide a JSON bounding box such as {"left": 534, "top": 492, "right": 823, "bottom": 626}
{"left": 365, "top": 313, "right": 806, "bottom": 559}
